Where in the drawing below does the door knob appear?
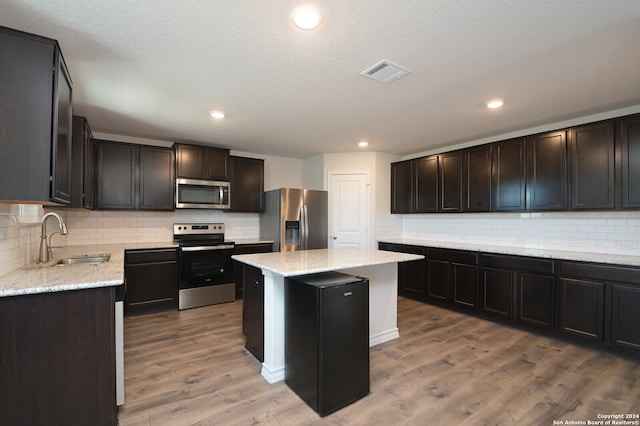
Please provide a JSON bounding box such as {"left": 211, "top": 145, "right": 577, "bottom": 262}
{"left": 331, "top": 236, "right": 337, "bottom": 240}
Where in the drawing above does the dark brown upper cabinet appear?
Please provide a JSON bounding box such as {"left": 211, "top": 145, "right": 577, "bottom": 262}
{"left": 229, "top": 155, "right": 264, "bottom": 212}
{"left": 619, "top": 113, "right": 640, "bottom": 209}
{"left": 0, "top": 26, "right": 72, "bottom": 205}
{"left": 414, "top": 155, "right": 438, "bottom": 213}
{"left": 69, "top": 116, "right": 95, "bottom": 209}
{"left": 568, "top": 121, "right": 615, "bottom": 210}
{"left": 175, "top": 143, "right": 230, "bottom": 181}
{"left": 391, "top": 156, "right": 438, "bottom": 213}
{"left": 526, "top": 130, "right": 567, "bottom": 211}
{"left": 97, "top": 140, "right": 175, "bottom": 210}
{"left": 439, "top": 151, "right": 462, "bottom": 212}
{"left": 492, "top": 137, "right": 526, "bottom": 211}
{"left": 391, "top": 160, "right": 413, "bottom": 213}
{"left": 462, "top": 144, "right": 492, "bottom": 212}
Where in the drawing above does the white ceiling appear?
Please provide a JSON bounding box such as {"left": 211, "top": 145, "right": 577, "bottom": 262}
{"left": 2, "top": 0, "right": 640, "bottom": 159}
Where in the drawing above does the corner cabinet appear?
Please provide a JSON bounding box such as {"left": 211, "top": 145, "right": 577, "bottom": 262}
{"left": 175, "top": 143, "right": 230, "bottom": 181}
{"left": 0, "top": 26, "right": 72, "bottom": 205}
{"left": 229, "top": 156, "right": 264, "bottom": 212}
{"left": 96, "top": 140, "right": 175, "bottom": 210}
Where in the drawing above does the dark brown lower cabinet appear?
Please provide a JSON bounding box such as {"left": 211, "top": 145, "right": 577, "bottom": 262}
{"left": 0, "top": 287, "right": 117, "bottom": 425}
{"left": 425, "top": 248, "right": 478, "bottom": 310}
{"left": 559, "top": 277, "right": 605, "bottom": 341}
{"left": 234, "top": 242, "right": 272, "bottom": 299}
{"left": 480, "top": 254, "right": 555, "bottom": 329}
{"left": 378, "top": 243, "right": 426, "bottom": 300}
{"left": 243, "top": 264, "right": 264, "bottom": 362}
{"left": 611, "top": 284, "right": 640, "bottom": 351}
{"left": 427, "top": 258, "right": 450, "bottom": 301}
{"left": 124, "top": 248, "right": 178, "bottom": 316}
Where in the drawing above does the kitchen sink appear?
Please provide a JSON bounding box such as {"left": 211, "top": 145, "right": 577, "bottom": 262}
{"left": 54, "top": 254, "right": 111, "bottom": 266}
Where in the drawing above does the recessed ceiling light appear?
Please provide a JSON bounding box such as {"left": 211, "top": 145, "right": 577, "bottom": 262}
{"left": 486, "top": 99, "right": 504, "bottom": 109}
{"left": 291, "top": 5, "right": 321, "bottom": 30}
{"left": 210, "top": 111, "right": 225, "bottom": 119}
{"left": 358, "top": 141, "right": 369, "bottom": 147}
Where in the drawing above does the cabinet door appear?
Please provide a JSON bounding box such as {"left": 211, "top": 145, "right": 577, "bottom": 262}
{"left": 0, "top": 29, "right": 54, "bottom": 203}
{"left": 427, "top": 259, "right": 450, "bottom": 301}
{"left": 558, "top": 278, "right": 604, "bottom": 341}
{"left": 492, "top": 138, "right": 526, "bottom": 211}
{"left": 610, "top": 283, "right": 640, "bottom": 351}
{"left": 97, "top": 141, "right": 137, "bottom": 209}
{"left": 204, "top": 147, "right": 230, "bottom": 181}
{"left": 439, "top": 151, "right": 462, "bottom": 212}
{"left": 462, "top": 145, "right": 492, "bottom": 212}
{"left": 518, "top": 273, "right": 554, "bottom": 328}
{"left": 482, "top": 267, "right": 514, "bottom": 318}
{"left": 452, "top": 263, "right": 478, "bottom": 309}
{"left": 243, "top": 264, "right": 264, "bottom": 362}
{"left": 391, "top": 160, "right": 413, "bottom": 213}
{"left": 234, "top": 243, "right": 272, "bottom": 300}
{"left": 620, "top": 114, "right": 640, "bottom": 208}
{"left": 229, "top": 156, "right": 264, "bottom": 212}
{"left": 83, "top": 127, "right": 96, "bottom": 209}
{"left": 139, "top": 146, "right": 175, "bottom": 210}
{"left": 414, "top": 155, "right": 438, "bottom": 213}
{"left": 50, "top": 52, "right": 73, "bottom": 205}
{"left": 526, "top": 131, "right": 567, "bottom": 210}
{"left": 71, "top": 116, "right": 95, "bottom": 209}
{"left": 125, "top": 261, "right": 177, "bottom": 315}
{"left": 176, "top": 144, "right": 203, "bottom": 179}
{"left": 568, "top": 121, "right": 615, "bottom": 209}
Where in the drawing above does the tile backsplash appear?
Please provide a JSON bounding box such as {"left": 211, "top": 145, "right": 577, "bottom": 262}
{"left": 400, "top": 211, "right": 640, "bottom": 255}
{"left": 0, "top": 204, "right": 42, "bottom": 275}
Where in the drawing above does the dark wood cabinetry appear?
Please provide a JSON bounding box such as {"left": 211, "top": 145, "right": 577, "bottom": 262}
{"left": 125, "top": 248, "right": 178, "bottom": 316}
{"left": 378, "top": 242, "right": 426, "bottom": 299}
{"left": 234, "top": 242, "right": 272, "bottom": 299}
{"left": 0, "top": 287, "right": 117, "bottom": 425}
{"left": 139, "top": 146, "right": 175, "bottom": 210}
{"left": 491, "top": 138, "right": 526, "bottom": 211}
{"left": 69, "top": 115, "right": 96, "bottom": 209}
{"left": 525, "top": 131, "right": 567, "bottom": 211}
{"left": 426, "top": 248, "right": 478, "bottom": 310}
{"left": 559, "top": 261, "right": 640, "bottom": 353}
{"left": 0, "top": 26, "right": 72, "bottom": 205}
{"left": 414, "top": 155, "right": 438, "bottom": 213}
{"left": 462, "top": 145, "right": 492, "bottom": 212}
{"left": 568, "top": 121, "right": 615, "bottom": 209}
{"left": 481, "top": 254, "right": 555, "bottom": 328}
{"left": 439, "top": 151, "right": 462, "bottom": 212}
{"left": 97, "top": 140, "right": 175, "bottom": 210}
{"left": 243, "top": 264, "right": 265, "bottom": 362}
{"left": 391, "top": 160, "right": 413, "bottom": 213}
{"left": 229, "top": 156, "right": 265, "bottom": 212}
{"left": 619, "top": 114, "right": 640, "bottom": 209}
{"left": 176, "top": 143, "right": 230, "bottom": 181}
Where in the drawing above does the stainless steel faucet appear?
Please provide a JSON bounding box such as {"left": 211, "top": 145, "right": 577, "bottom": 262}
{"left": 39, "top": 212, "right": 68, "bottom": 263}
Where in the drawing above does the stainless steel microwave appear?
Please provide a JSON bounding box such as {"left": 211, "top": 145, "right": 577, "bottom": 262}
{"left": 175, "top": 178, "right": 230, "bottom": 209}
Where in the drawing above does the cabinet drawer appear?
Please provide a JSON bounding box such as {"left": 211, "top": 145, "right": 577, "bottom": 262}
{"left": 560, "top": 261, "right": 640, "bottom": 285}
{"left": 428, "top": 248, "right": 477, "bottom": 264}
{"left": 125, "top": 248, "right": 177, "bottom": 264}
{"left": 482, "top": 253, "right": 554, "bottom": 275}
{"left": 235, "top": 243, "right": 272, "bottom": 255}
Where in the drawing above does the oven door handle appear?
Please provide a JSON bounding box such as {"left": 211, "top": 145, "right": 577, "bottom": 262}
{"left": 180, "top": 244, "right": 235, "bottom": 252}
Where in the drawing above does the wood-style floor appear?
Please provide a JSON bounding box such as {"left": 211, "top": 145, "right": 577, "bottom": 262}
{"left": 118, "top": 297, "right": 640, "bottom": 425}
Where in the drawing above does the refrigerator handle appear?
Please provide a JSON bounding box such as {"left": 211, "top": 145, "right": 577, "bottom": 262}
{"left": 301, "top": 204, "right": 309, "bottom": 250}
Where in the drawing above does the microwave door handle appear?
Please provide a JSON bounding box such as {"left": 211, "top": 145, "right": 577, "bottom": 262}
{"left": 219, "top": 187, "right": 223, "bottom": 203}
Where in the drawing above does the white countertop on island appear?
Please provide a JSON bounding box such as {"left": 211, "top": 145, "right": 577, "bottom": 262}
{"left": 0, "top": 242, "right": 177, "bottom": 298}
{"left": 232, "top": 247, "right": 424, "bottom": 277}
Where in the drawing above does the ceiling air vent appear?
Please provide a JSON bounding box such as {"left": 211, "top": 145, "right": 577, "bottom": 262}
{"left": 361, "top": 60, "right": 411, "bottom": 84}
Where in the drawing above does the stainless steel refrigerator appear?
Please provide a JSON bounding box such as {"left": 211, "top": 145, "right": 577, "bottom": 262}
{"left": 260, "top": 188, "right": 328, "bottom": 252}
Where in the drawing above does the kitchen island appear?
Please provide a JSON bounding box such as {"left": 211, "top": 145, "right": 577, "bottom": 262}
{"left": 232, "top": 247, "right": 424, "bottom": 383}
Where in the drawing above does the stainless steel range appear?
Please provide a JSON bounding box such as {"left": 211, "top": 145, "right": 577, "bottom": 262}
{"left": 174, "top": 223, "right": 235, "bottom": 310}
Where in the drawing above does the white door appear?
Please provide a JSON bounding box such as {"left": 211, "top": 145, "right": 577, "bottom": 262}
{"left": 329, "top": 172, "right": 369, "bottom": 248}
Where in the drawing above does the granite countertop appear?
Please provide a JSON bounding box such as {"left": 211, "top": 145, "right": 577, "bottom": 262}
{"left": 0, "top": 241, "right": 177, "bottom": 298}
{"left": 378, "top": 238, "right": 640, "bottom": 267}
{"left": 232, "top": 247, "right": 424, "bottom": 277}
